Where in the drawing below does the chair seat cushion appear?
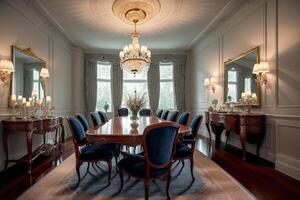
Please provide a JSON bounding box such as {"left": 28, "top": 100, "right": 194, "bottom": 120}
{"left": 118, "top": 154, "right": 169, "bottom": 178}
{"left": 80, "top": 143, "right": 117, "bottom": 161}
{"left": 174, "top": 143, "right": 192, "bottom": 158}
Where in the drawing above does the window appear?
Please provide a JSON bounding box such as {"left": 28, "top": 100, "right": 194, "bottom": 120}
{"left": 122, "top": 70, "right": 149, "bottom": 107}
{"left": 227, "top": 68, "right": 238, "bottom": 102}
{"left": 159, "top": 63, "right": 175, "bottom": 109}
{"left": 96, "top": 62, "right": 112, "bottom": 111}
{"left": 244, "top": 77, "right": 251, "bottom": 92}
{"left": 33, "top": 69, "right": 44, "bottom": 100}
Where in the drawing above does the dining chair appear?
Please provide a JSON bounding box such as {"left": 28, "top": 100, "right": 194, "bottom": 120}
{"left": 67, "top": 117, "right": 118, "bottom": 186}
{"left": 161, "top": 110, "right": 169, "bottom": 120}
{"left": 118, "top": 122, "right": 180, "bottom": 200}
{"left": 118, "top": 108, "right": 129, "bottom": 117}
{"left": 98, "top": 111, "right": 109, "bottom": 123}
{"left": 178, "top": 112, "right": 191, "bottom": 126}
{"left": 139, "top": 108, "right": 151, "bottom": 116}
{"left": 156, "top": 109, "right": 163, "bottom": 118}
{"left": 90, "top": 112, "right": 102, "bottom": 127}
{"left": 166, "top": 111, "right": 179, "bottom": 122}
{"left": 174, "top": 115, "right": 203, "bottom": 180}
{"left": 75, "top": 113, "right": 89, "bottom": 131}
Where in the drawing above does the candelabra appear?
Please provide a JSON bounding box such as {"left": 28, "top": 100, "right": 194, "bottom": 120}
{"left": 240, "top": 92, "right": 257, "bottom": 113}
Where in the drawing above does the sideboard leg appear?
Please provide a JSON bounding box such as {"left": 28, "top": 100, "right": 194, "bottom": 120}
{"left": 3, "top": 131, "right": 9, "bottom": 172}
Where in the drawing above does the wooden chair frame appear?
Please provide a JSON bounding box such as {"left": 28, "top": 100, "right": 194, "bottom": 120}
{"left": 118, "top": 122, "right": 180, "bottom": 200}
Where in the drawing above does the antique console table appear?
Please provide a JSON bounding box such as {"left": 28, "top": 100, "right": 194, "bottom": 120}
{"left": 205, "top": 111, "right": 265, "bottom": 160}
{"left": 2, "top": 116, "right": 65, "bottom": 175}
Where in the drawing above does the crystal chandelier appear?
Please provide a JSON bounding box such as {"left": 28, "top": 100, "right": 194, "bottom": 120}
{"left": 112, "top": 0, "right": 161, "bottom": 75}
{"left": 119, "top": 21, "right": 151, "bottom": 75}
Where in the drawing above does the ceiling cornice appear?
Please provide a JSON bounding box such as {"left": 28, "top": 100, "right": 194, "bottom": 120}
{"left": 188, "top": 0, "right": 250, "bottom": 49}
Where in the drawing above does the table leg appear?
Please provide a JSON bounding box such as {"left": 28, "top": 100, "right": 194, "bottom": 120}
{"left": 2, "top": 130, "right": 9, "bottom": 172}
{"left": 240, "top": 125, "right": 247, "bottom": 160}
{"left": 26, "top": 130, "right": 33, "bottom": 175}
{"left": 211, "top": 124, "right": 224, "bottom": 149}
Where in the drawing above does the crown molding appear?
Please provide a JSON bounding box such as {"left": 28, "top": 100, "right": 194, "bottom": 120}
{"left": 188, "top": 0, "right": 251, "bottom": 49}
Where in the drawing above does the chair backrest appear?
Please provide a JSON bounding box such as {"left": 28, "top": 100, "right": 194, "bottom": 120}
{"left": 156, "top": 109, "right": 163, "bottom": 118}
{"left": 190, "top": 115, "right": 203, "bottom": 140}
{"left": 167, "top": 111, "right": 179, "bottom": 122}
{"left": 178, "top": 112, "right": 191, "bottom": 126}
{"left": 75, "top": 113, "right": 89, "bottom": 131}
{"left": 143, "top": 122, "right": 179, "bottom": 169}
{"left": 90, "top": 112, "right": 101, "bottom": 127}
{"left": 67, "top": 117, "right": 86, "bottom": 146}
{"left": 139, "top": 108, "right": 151, "bottom": 116}
{"left": 98, "top": 111, "right": 109, "bottom": 123}
{"left": 161, "top": 110, "right": 169, "bottom": 120}
{"left": 118, "top": 108, "right": 129, "bottom": 117}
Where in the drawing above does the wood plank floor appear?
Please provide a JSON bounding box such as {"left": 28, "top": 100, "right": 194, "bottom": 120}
{"left": 0, "top": 136, "right": 299, "bottom": 200}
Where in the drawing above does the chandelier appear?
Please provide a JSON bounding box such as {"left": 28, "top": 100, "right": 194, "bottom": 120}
{"left": 112, "top": 0, "right": 161, "bottom": 75}
{"left": 119, "top": 22, "right": 151, "bottom": 75}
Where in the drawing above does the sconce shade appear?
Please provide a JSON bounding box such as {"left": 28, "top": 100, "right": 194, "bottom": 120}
{"left": 40, "top": 68, "right": 49, "bottom": 79}
{"left": 0, "top": 60, "right": 14, "bottom": 72}
{"left": 204, "top": 78, "right": 210, "bottom": 86}
{"left": 253, "top": 62, "right": 269, "bottom": 74}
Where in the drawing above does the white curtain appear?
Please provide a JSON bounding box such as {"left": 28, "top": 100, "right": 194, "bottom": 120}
{"left": 112, "top": 63, "right": 123, "bottom": 116}
{"left": 85, "top": 60, "right": 97, "bottom": 116}
{"left": 173, "top": 62, "right": 186, "bottom": 112}
{"left": 147, "top": 62, "right": 160, "bottom": 113}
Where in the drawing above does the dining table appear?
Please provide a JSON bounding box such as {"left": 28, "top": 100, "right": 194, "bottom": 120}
{"left": 86, "top": 116, "right": 191, "bottom": 146}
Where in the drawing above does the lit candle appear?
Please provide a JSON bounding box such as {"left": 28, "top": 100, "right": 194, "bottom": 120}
{"left": 18, "top": 95, "right": 23, "bottom": 101}
{"left": 241, "top": 92, "right": 246, "bottom": 99}
{"left": 26, "top": 102, "right": 30, "bottom": 107}
{"left": 22, "top": 98, "right": 26, "bottom": 104}
{"left": 11, "top": 95, "right": 16, "bottom": 102}
{"left": 46, "top": 96, "right": 51, "bottom": 103}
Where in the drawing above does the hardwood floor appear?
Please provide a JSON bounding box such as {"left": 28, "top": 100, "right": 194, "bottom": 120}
{"left": 0, "top": 136, "right": 299, "bottom": 200}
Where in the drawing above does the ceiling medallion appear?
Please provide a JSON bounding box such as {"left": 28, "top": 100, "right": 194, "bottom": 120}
{"left": 113, "top": 0, "right": 160, "bottom": 75}
{"left": 112, "top": 0, "right": 161, "bottom": 25}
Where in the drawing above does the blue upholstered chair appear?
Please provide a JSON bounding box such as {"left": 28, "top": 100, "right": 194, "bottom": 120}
{"left": 178, "top": 112, "right": 191, "bottom": 126}
{"left": 90, "top": 112, "right": 102, "bottom": 127}
{"left": 166, "top": 111, "right": 179, "bottom": 122}
{"left": 161, "top": 110, "right": 169, "bottom": 120}
{"left": 174, "top": 115, "right": 203, "bottom": 180}
{"left": 98, "top": 111, "right": 109, "bottom": 123}
{"left": 67, "top": 117, "right": 118, "bottom": 186}
{"left": 139, "top": 108, "right": 151, "bottom": 116}
{"left": 75, "top": 113, "right": 89, "bottom": 131}
{"left": 118, "top": 122, "right": 180, "bottom": 200}
{"left": 156, "top": 109, "right": 163, "bottom": 118}
{"left": 118, "top": 108, "right": 129, "bottom": 117}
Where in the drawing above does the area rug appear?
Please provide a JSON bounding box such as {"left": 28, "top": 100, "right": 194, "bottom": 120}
{"left": 19, "top": 151, "right": 256, "bottom": 200}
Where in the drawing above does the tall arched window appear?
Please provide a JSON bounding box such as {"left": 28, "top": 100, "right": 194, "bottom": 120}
{"left": 96, "top": 62, "right": 112, "bottom": 111}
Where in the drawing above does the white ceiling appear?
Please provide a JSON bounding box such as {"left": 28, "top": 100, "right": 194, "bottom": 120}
{"left": 37, "top": 0, "right": 233, "bottom": 51}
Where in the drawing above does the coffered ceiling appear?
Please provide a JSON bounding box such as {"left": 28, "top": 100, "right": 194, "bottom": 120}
{"left": 35, "top": 0, "right": 241, "bottom": 51}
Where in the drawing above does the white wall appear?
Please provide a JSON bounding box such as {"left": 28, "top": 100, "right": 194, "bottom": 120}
{"left": 0, "top": 0, "right": 73, "bottom": 169}
{"left": 186, "top": 0, "right": 300, "bottom": 181}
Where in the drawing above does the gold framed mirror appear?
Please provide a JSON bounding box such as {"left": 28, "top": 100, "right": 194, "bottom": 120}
{"left": 224, "top": 47, "right": 261, "bottom": 107}
{"left": 10, "top": 46, "right": 47, "bottom": 106}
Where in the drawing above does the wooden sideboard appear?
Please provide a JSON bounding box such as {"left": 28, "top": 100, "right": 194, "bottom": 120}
{"left": 2, "top": 116, "right": 65, "bottom": 176}
{"left": 205, "top": 111, "right": 265, "bottom": 160}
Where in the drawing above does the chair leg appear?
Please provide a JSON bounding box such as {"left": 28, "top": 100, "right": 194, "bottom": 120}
{"left": 115, "top": 155, "right": 119, "bottom": 172}
{"left": 190, "top": 158, "right": 195, "bottom": 181}
{"left": 144, "top": 180, "right": 149, "bottom": 200}
{"left": 107, "top": 160, "right": 112, "bottom": 184}
{"left": 166, "top": 172, "right": 171, "bottom": 200}
{"left": 76, "top": 160, "right": 82, "bottom": 186}
{"left": 118, "top": 169, "right": 124, "bottom": 193}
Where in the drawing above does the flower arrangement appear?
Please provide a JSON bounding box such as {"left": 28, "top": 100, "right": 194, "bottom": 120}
{"left": 125, "top": 92, "right": 146, "bottom": 121}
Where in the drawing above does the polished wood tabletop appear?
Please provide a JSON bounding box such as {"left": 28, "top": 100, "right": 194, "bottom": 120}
{"left": 86, "top": 116, "right": 191, "bottom": 146}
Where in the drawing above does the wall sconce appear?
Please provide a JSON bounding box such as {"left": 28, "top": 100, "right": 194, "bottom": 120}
{"left": 204, "top": 77, "right": 217, "bottom": 93}
{"left": 40, "top": 67, "right": 50, "bottom": 97}
{"left": 0, "top": 60, "right": 15, "bottom": 85}
{"left": 253, "top": 61, "right": 269, "bottom": 85}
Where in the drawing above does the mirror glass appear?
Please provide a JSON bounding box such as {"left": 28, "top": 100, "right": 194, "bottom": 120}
{"left": 12, "top": 46, "right": 46, "bottom": 100}
{"left": 224, "top": 47, "right": 260, "bottom": 106}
